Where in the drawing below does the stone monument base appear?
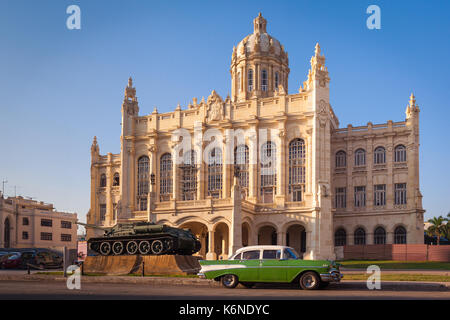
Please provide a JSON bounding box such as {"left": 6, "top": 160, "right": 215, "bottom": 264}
{"left": 82, "top": 255, "right": 201, "bottom": 276}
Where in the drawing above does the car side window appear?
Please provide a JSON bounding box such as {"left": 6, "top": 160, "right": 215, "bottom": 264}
{"left": 262, "top": 250, "right": 281, "bottom": 259}
{"left": 233, "top": 253, "right": 242, "bottom": 260}
{"left": 242, "top": 250, "right": 260, "bottom": 260}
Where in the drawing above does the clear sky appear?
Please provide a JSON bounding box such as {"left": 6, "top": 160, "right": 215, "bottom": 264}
{"left": 0, "top": 0, "right": 449, "bottom": 223}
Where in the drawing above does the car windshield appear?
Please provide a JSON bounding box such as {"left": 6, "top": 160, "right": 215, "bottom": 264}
{"left": 283, "top": 248, "right": 299, "bottom": 260}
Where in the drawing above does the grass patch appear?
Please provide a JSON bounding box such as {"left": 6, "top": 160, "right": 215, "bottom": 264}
{"left": 343, "top": 273, "right": 450, "bottom": 282}
{"left": 338, "top": 260, "right": 450, "bottom": 270}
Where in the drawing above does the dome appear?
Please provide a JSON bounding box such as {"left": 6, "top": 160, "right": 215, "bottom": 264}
{"left": 234, "top": 13, "right": 284, "bottom": 59}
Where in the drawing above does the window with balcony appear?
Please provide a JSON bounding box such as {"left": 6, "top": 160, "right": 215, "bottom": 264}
{"left": 394, "top": 183, "right": 407, "bottom": 205}
{"left": 181, "top": 150, "right": 197, "bottom": 201}
{"left": 374, "top": 184, "right": 386, "bottom": 206}
{"left": 354, "top": 186, "right": 366, "bottom": 207}
{"left": 335, "top": 187, "right": 347, "bottom": 209}
{"left": 208, "top": 148, "right": 223, "bottom": 198}
{"left": 137, "top": 156, "right": 149, "bottom": 211}
{"left": 289, "top": 139, "right": 306, "bottom": 202}
{"left": 260, "top": 141, "right": 276, "bottom": 203}
{"left": 160, "top": 153, "right": 173, "bottom": 201}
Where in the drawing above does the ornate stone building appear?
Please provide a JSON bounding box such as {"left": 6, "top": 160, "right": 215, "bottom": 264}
{"left": 87, "top": 13, "right": 424, "bottom": 260}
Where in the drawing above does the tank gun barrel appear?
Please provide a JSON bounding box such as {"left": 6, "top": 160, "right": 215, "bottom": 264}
{"left": 76, "top": 222, "right": 109, "bottom": 230}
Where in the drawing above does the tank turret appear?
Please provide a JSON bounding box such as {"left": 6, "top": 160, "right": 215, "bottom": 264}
{"left": 85, "top": 221, "right": 201, "bottom": 256}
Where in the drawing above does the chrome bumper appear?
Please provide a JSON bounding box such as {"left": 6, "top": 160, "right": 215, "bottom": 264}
{"left": 320, "top": 270, "right": 343, "bottom": 283}
{"left": 197, "top": 272, "right": 206, "bottom": 279}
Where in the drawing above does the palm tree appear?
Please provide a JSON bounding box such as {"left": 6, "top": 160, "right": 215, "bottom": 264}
{"left": 426, "top": 216, "right": 447, "bottom": 245}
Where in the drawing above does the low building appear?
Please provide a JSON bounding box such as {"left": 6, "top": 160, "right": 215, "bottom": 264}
{"left": 0, "top": 193, "right": 78, "bottom": 250}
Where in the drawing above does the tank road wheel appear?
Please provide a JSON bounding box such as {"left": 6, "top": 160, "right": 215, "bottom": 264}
{"left": 126, "top": 241, "right": 138, "bottom": 255}
{"left": 164, "top": 239, "right": 173, "bottom": 252}
{"left": 138, "top": 241, "right": 151, "bottom": 255}
{"left": 112, "top": 241, "right": 124, "bottom": 255}
{"left": 99, "top": 242, "right": 111, "bottom": 256}
{"left": 151, "top": 240, "right": 164, "bottom": 255}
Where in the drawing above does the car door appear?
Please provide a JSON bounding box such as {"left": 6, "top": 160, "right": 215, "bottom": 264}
{"left": 259, "top": 249, "right": 287, "bottom": 282}
{"left": 236, "top": 250, "right": 261, "bottom": 282}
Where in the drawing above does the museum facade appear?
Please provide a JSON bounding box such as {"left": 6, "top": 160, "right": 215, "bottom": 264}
{"left": 87, "top": 13, "right": 424, "bottom": 260}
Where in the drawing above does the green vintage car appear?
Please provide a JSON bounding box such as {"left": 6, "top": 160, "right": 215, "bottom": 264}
{"left": 198, "top": 245, "right": 342, "bottom": 290}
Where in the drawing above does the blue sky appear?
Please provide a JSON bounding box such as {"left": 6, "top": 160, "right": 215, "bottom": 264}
{"left": 0, "top": 0, "right": 449, "bottom": 223}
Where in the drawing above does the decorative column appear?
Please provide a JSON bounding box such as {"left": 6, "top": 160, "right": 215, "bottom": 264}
{"left": 206, "top": 229, "right": 216, "bottom": 260}
{"left": 106, "top": 154, "right": 113, "bottom": 226}
{"left": 248, "top": 126, "right": 258, "bottom": 201}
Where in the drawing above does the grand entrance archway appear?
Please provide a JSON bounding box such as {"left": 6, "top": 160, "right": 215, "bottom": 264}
{"left": 4, "top": 218, "right": 10, "bottom": 248}
{"left": 179, "top": 221, "right": 208, "bottom": 258}
{"left": 258, "top": 225, "right": 277, "bottom": 245}
{"left": 214, "top": 222, "right": 229, "bottom": 259}
{"left": 286, "top": 224, "right": 306, "bottom": 256}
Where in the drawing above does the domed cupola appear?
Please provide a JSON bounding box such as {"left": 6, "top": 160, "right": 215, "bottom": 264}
{"left": 231, "top": 13, "right": 290, "bottom": 102}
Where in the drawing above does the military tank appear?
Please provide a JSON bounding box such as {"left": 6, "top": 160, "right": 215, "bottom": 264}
{"left": 78, "top": 222, "right": 201, "bottom": 256}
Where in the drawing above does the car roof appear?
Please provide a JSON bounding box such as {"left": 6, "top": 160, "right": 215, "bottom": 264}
{"left": 234, "top": 245, "right": 293, "bottom": 254}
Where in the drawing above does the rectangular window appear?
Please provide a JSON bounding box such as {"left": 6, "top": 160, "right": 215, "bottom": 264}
{"left": 61, "top": 221, "right": 72, "bottom": 229}
{"left": 22, "top": 231, "right": 29, "bottom": 240}
{"left": 22, "top": 217, "right": 29, "bottom": 226}
{"left": 374, "top": 184, "right": 386, "bottom": 206}
{"left": 335, "top": 187, "right": 347, "bottom": 209}
{"left": 100, "top": 204, "right": 106, "bottom": 222}
{"left": 395, "top": 183, "right": 407, "bottom": 205}
{"left": 61, "top": 234, "right": 72, "bottom": 242}
{"left": 354, "top": 186, "right": 366, "bottom": 207}
{"left": 41, "top": 219, "right": 52, "bottom": 227}
{"left": 40, "top": 232, "right": 52, "bottom": 241}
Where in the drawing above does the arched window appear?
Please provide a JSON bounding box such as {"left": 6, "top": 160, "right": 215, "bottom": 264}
{"left": 234, "top": 145, "right": 249, "bottom": 190}
{"left": 394, "top": 145, "right": 406, "bottom": 162}
{"left": 354, "top": 149, "right": 366, "bottom": 166}
{"left": 261, "top": 69, "right": 268, "bottom": 91}
{"left": 208, "top": 148, "right": 223, "bottom": 198}
{"left": 137, "top": 156, "right": 149, "bottom": 211}
{"left": 335, "top": 150, "right": 346, "bottom": 168}
{"left": 100, "top": 174, "right": 107, "bottom": 188}
{"left": 289, "top": 138, "right": 306, "bottom": 202}
{"left": 260, "top": 141, "right": 276, "bottom": 203}
{"left": 112, "top": 173, "right": 120, "bottom": 186}
{"left": 160, "top": 153, "right": 172, "bottom": 201}
{"left": 374, "top": 146, "right": 386, "bottom": 164}
{"left": 354, "top": 228, "right": 366, "bottom": 245}
{"left": 181, "top": 150, "right": 197, "bottom": 201}
{"left": 394, "top": 226, "right": 407, "bottom": 244}
{"left": 374, "top": 227, "right": 386, "bottom": 244}
{"left": 275, "top": 72, "right": 279, "bottom": 88}
{"left": 335, "top": 229, "right": 347, "bottom": 246}
{"left": 248, "top": 69, "right": 254, "bottom": 92}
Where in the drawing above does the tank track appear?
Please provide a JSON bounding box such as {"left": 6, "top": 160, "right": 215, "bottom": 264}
{"left": 88, "top": 235, "right": 182, "bottom": 256}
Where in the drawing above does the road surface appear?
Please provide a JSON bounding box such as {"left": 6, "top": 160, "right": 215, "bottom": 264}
{"left": 0, "top": 280, "right": 448, "bottom": 300}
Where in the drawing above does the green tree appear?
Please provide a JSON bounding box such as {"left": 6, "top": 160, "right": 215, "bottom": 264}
{"left": 426, "top": 216, "right": 447, "bottom": 245}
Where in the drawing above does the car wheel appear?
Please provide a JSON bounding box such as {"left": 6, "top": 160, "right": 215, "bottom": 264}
{"left": 299, "top": 272, "right": 320, "bottom": 290}
{"left": 221, "top": 274, "right": 239, "bottom": 289}
{"left": 240, "top": 282, "right": 255, "bottom": 289}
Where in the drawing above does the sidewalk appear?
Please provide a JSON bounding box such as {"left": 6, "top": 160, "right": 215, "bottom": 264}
{"left": 0, "top": 273, "right": 448, "bottom": 291}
